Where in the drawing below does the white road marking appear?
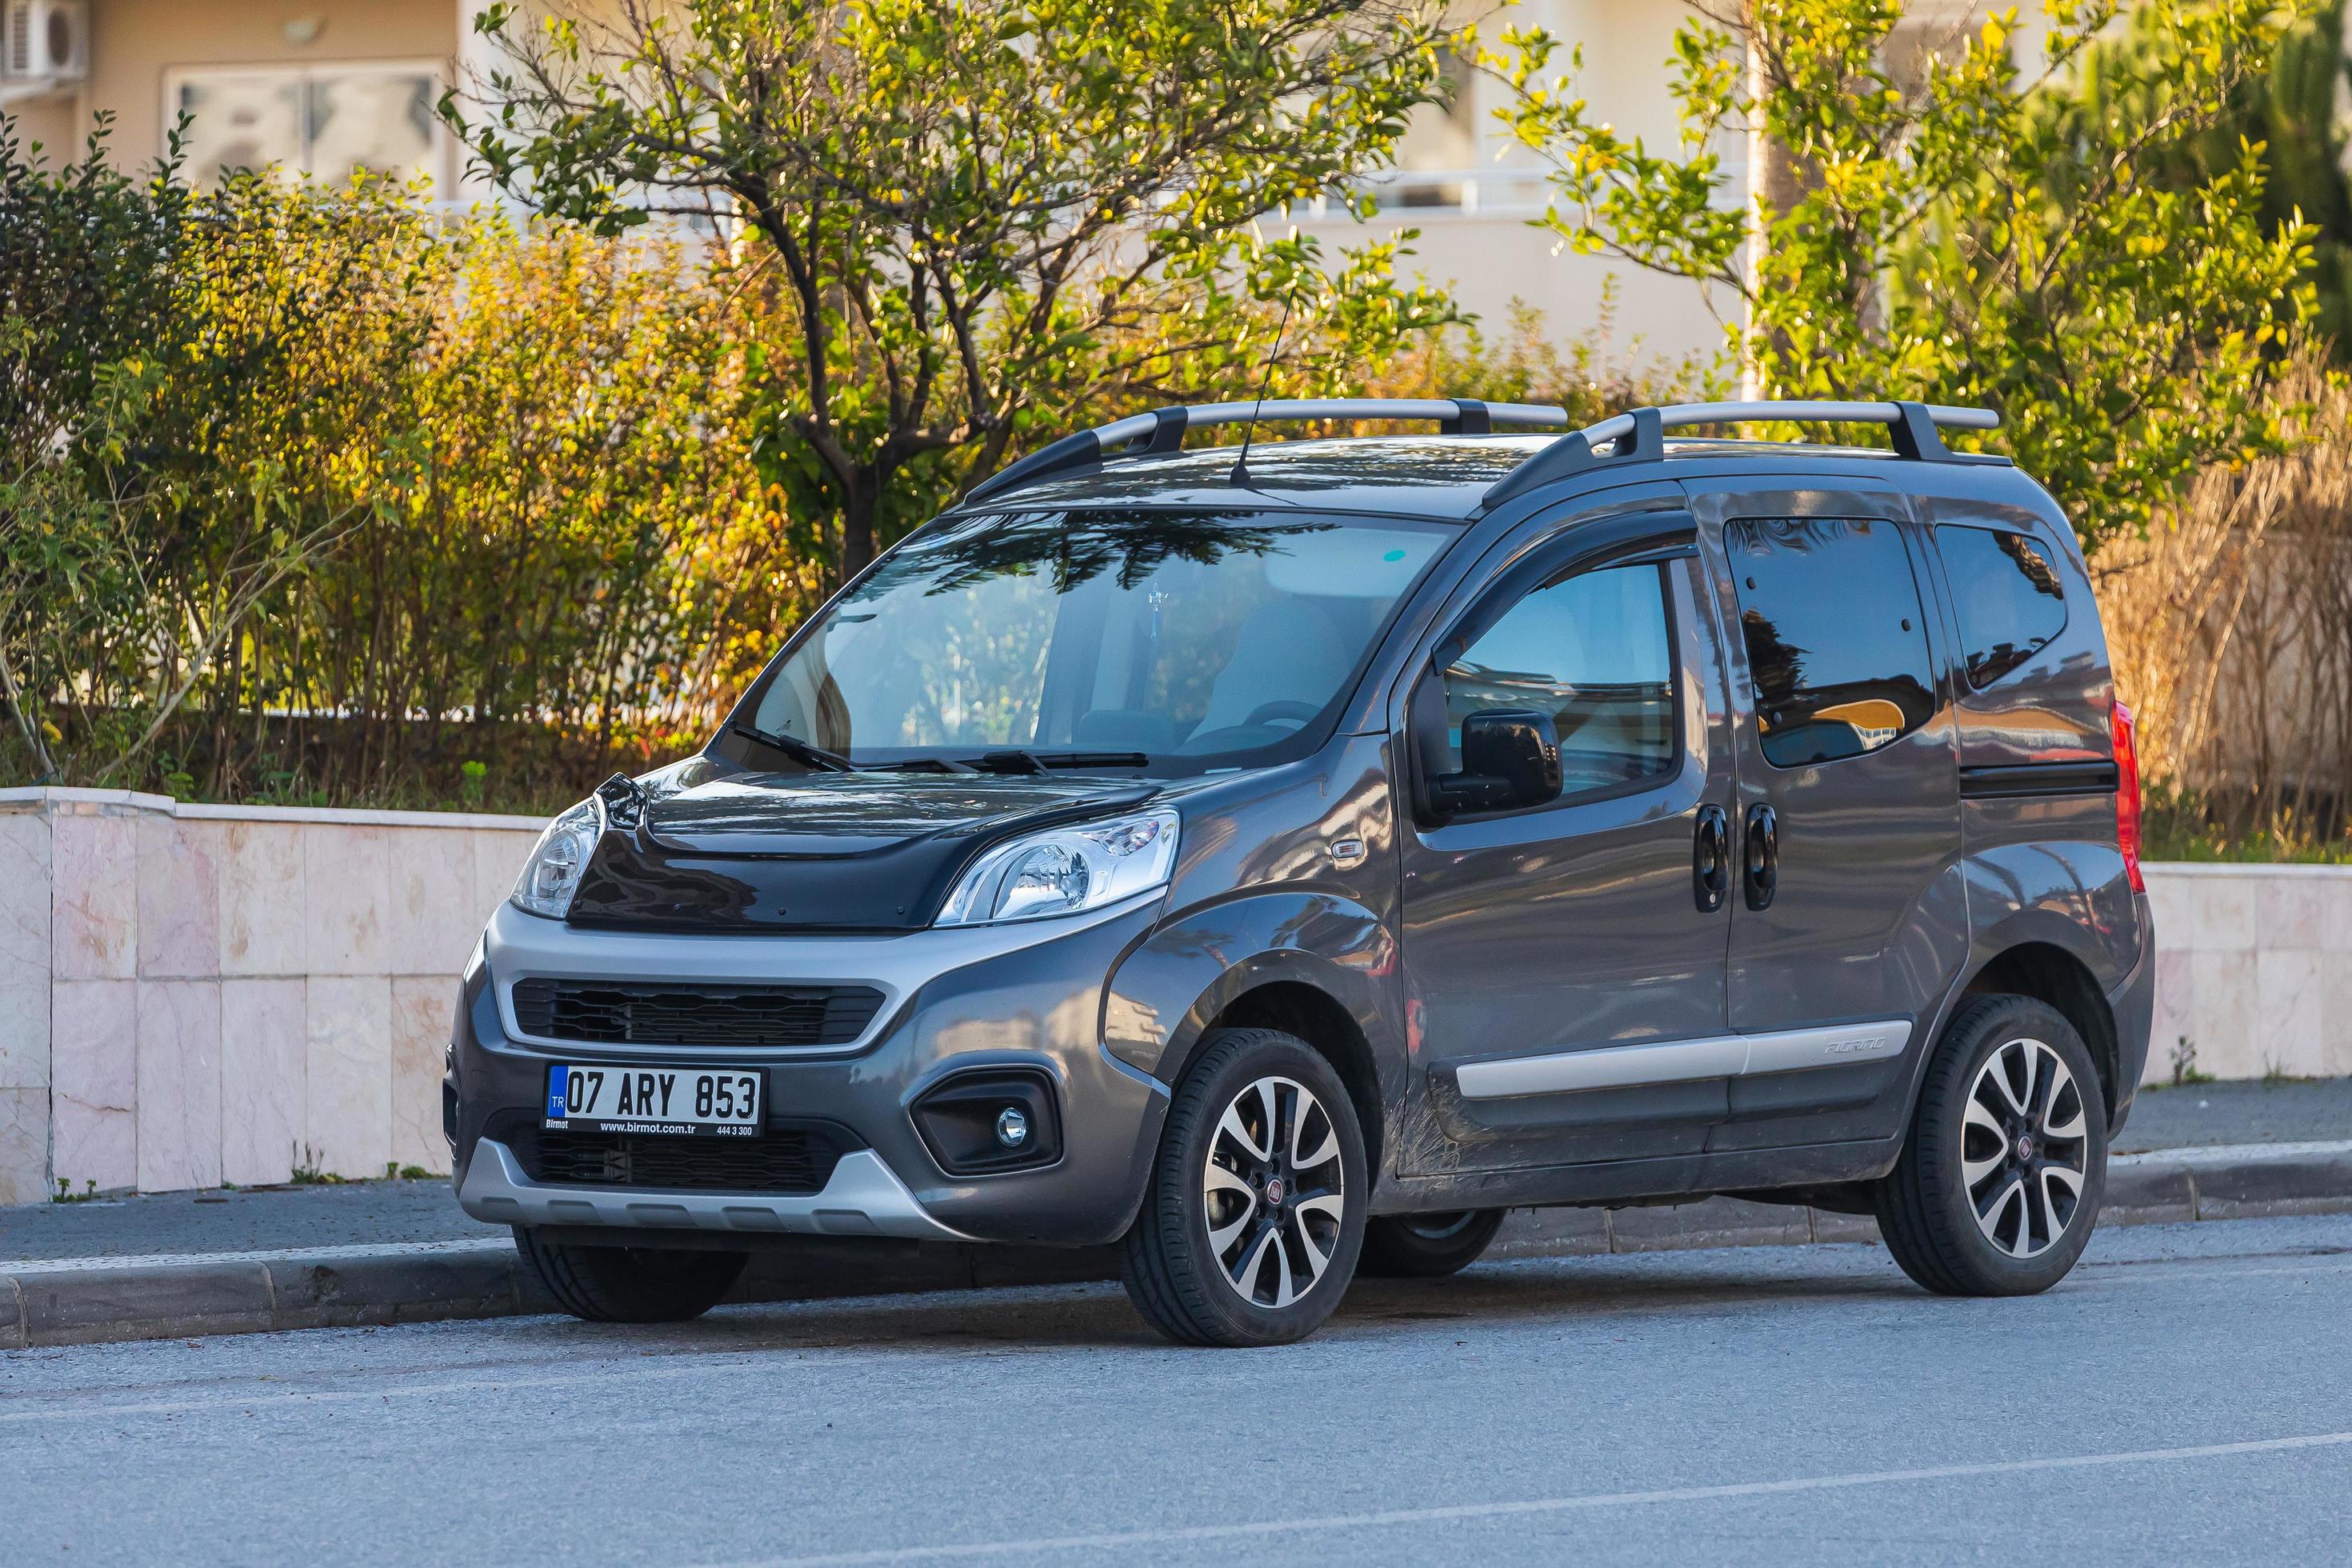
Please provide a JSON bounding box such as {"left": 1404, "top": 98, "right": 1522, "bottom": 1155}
{"left": 713, "top": 1431, "right": 2352, "bottom": 1566}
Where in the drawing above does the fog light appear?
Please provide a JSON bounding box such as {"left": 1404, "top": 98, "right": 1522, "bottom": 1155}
{"left": 911, "top": 1070, "right": 1060, "bottom": 1174}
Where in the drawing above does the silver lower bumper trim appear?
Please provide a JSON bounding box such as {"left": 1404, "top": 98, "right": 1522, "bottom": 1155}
{"left": 457, "top": 1138, "right": 973, "bottom": 1242}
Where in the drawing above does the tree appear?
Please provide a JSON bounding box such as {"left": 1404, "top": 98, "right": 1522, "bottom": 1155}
{"left": 1486, "top": 0, "right": 2319, "bottom": 550}
{"left": 2071, "top": 0, "right": 2352, "bottom": 357}
{"left": 445, "top": 0, "right": 1459, "bottom": 582}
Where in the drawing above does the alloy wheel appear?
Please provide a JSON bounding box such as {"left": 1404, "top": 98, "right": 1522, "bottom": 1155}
{"left": 1961, "top": 1037, "right": 2090, "bottom": 1260}
{"left": 1203, "top": 1075, "right": 1347, "bottom": 1308}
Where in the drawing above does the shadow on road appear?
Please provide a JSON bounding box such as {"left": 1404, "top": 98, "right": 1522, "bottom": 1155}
{"left": 474, "top": 1248, "right": 1934, "bottom": 1360}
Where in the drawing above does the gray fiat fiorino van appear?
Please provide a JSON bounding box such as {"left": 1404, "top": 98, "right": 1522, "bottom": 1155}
{"left": 447, "top": 398, "right": 2154, "bottom": 1346}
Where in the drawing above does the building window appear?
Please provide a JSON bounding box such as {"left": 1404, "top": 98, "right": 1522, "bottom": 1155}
{"left": 169, "top": 63, "right": 443, "bottom": 192}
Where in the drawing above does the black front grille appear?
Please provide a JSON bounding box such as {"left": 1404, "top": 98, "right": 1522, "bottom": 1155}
{"left": 511, "top": 978, "right": 884, "bottom": 1049}
{"left": 520, "top": 1126, "right": 850, "bottom": 1194}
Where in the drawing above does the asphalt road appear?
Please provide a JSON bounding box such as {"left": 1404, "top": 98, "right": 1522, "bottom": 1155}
{"left": 4, "top": 1215, "right": 2349, "bottom": 1566}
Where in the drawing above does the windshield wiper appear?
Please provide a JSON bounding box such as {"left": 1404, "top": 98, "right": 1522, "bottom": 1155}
{"left": 974, "top": 750, "right": 1151, "bottom": 774}
{"left": 728, "top": 722, "right": 859, "bottom": 773}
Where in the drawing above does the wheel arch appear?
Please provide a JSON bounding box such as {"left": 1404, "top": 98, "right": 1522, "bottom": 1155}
{"left": 1195, "top": 978, "right": 1386, "bottom": 1187}
{"left": 1103, "top": 888, "right": 1402, "bottom": 1182}
{"left": 1955, "top": 941, "right": 2122, "bottom": 1127}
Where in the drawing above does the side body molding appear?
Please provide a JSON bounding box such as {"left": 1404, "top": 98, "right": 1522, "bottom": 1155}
{"left": 1454, "top": 1020, "right": 1913, "bottom": 1100}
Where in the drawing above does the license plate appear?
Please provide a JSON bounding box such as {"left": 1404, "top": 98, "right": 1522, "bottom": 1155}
{"left": 543, "top": 1064, "right": 764, "bottom": 1138}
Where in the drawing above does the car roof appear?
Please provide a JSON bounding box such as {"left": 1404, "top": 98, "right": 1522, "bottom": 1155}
{"left": 959, "top": 434, "right": 1953, "bottom": 522}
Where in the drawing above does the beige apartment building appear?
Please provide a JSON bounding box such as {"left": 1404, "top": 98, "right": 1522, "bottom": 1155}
{"left": 3, "top": 0, "right": 474, "bottom": 194}
{"left": 1, "top": 0, "right": 2015, "bottom": 362}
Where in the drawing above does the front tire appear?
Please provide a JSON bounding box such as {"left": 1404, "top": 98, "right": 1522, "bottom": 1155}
{"left": 514, "top": 1228, "right": 750, "bottom": 1323}
{"left": 1875, "top": 995, "right": 2106, "bottom": 1297}
{"left": 1358, "top": 1210, "right": 1506, "bottom": 1278}
{"left": 1120, "top": 1028, "right": 1369, "bottom": 1346}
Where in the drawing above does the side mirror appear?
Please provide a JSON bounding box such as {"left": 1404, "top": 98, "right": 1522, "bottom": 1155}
{"left": 1434, "top": 708, "right": 1562, "bottom": 815}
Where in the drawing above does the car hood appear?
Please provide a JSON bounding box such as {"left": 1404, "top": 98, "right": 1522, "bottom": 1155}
{"left": 566, "top": 763, "right": 1159, "bottom": 934}
{"left": 639, "top": 770, "right": 1158, "bottom": 858}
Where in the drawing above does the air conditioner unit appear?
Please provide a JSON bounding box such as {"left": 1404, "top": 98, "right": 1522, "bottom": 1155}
{"left": 2, "top": 0, "right": 86, "bottom": 84}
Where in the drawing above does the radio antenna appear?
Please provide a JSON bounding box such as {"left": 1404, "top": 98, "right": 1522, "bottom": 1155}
{"left": 1229, "top": 286, "right": 1300, "bottom": 489}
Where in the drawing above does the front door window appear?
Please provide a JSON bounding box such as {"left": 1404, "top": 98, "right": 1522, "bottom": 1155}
{"left": 1438, "top": 561, "right": 1678, "bottom": 799}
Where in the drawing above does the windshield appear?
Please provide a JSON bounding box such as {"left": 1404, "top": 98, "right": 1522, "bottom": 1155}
{"left": 738, "top": 509, "right": 1451, "bottom": 772}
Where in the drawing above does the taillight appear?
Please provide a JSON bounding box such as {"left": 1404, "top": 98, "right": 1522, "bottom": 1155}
{"left": 2112, "top": 698, "right": 2145, "bottom": 894}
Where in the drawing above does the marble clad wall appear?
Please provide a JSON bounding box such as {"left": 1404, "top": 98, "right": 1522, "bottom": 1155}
{"left": 2, "top": 789, "right": 542, "bottom": 1204}
{"left": 0, "top": 790, "right": 2342, "bottom": 1204}
{"left": 0, "top": 807, "right": 52, "bottom": 1206}
{"left": 2141, "top": 864, "right": 2352, "bottom": 1086}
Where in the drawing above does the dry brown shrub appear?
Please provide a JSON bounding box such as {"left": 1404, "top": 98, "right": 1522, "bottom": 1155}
{"left": 2097, "top": 355, "right": 2352, "bottom": 841}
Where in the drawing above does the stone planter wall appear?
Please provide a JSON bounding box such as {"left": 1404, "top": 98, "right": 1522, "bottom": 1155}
{"left": 2141, "top": 863, "right": 2352, "bottom": 1086}
{"left": 1, "top": 788, "right": 541, "bottom": 1206}
{"left": 0, "top": 786, "right": 2342, "bottom": 1205}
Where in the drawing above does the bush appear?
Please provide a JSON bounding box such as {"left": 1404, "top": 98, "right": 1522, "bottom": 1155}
{"left": 0, "top": 122, "right": 814, "bottom": 809}
{"left": 258, "top": 218, "right": 810, "bottom": 808}
{"left": 1361, "top": 295, "right": 1714, "bottom": 422}
{"left": 2, "top": 131, "right": 408, "bottom": 791}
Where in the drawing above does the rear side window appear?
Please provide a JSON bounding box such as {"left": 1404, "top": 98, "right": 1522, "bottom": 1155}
{"left": 1726, "top": 517, "right": 1936, "bottom": 768}
{"left": 1936, "top": 525, "right": 2067, "bottom": 689}
{"left": 1442, "top": 562, "right": 1677, "bottom": 797}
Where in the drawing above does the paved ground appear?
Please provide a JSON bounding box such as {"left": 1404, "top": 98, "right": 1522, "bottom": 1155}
{"left": 8, "top": 1077, "right": 2345, "bottom": 1266}
{"left": 0, "top": 1176, "right": 472, "bottom": 1262}
{"left": 2116, "top": 1076, "right": 2352, "bottom": 1152}
{"left": 3, "top": 1214, "right": 2347, "bottom": 1566}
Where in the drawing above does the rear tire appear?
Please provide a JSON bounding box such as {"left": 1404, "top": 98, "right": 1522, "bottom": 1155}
{"left": 1120, "top": 1027, "right": 1369, "bottom": 1346}
{"left": 1358, "top": 1210, "right": 1506, "bottom": 1278}
{"left": 514, "top": 1229, "right": 749, "bottom": 1323}
{"left": 1874, "top": 995, "right": 2106, "bottom": 1297}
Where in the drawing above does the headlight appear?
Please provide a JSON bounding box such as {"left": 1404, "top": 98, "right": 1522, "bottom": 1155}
{"left": 510, "top": 797, "right": 603, "bottom": 919}
{"left": 935, "top": 808, "right": 1180, "bottom": 926}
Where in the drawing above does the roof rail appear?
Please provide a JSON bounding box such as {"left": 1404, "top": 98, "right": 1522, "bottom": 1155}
{"left": 1482, "top": 399, "right": 2003, "bottom": 509}
{"left": 962, "top": 398, "right": 1570, "bottom": 506}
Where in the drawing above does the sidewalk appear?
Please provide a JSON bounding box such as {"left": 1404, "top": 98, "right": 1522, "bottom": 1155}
{"left": 6, "top": 1079, "right": 2347, "bottom": 1350}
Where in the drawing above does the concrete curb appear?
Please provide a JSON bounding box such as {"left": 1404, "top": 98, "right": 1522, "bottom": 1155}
{"left": 6, "top": 1142, "right": 2349, "bottom": 1350}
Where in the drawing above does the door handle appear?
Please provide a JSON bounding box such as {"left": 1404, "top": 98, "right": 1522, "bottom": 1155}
{"left": 1693, "top": 805, "right": 1730, "bottom": 912}
{"left": 1743, "top": 803, "right": 1778, "bottom": 911}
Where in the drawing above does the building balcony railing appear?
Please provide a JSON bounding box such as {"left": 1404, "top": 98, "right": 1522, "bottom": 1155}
{"left": 1296, "top": 162, "right": 1753, "bottom": 222}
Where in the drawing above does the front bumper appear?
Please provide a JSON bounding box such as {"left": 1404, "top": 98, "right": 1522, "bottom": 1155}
{"left": 458, "top": 1138, "right": 973, "bottom": 1241}
{"left": 449, "top": 898, "right": 1171, "bottom": 1248}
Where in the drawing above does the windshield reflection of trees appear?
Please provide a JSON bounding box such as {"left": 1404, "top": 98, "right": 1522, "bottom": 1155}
{"left": 900, "top": 510, "right": 1341, "bottom": 598}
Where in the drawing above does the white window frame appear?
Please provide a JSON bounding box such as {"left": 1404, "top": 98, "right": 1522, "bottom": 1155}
{"left": 161, "top": 58, "right": 450, "bottom": 192}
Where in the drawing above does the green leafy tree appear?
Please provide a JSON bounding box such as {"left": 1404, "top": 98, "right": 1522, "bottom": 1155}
{"left": 2069, "top": 0, "right": 2352, "bottom": 357}
{"left": 1486, "top": 0, "right": 2319, "bottom": 549}
{"left": 446, "top": 0, "right": 1459, "bottom": 581}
